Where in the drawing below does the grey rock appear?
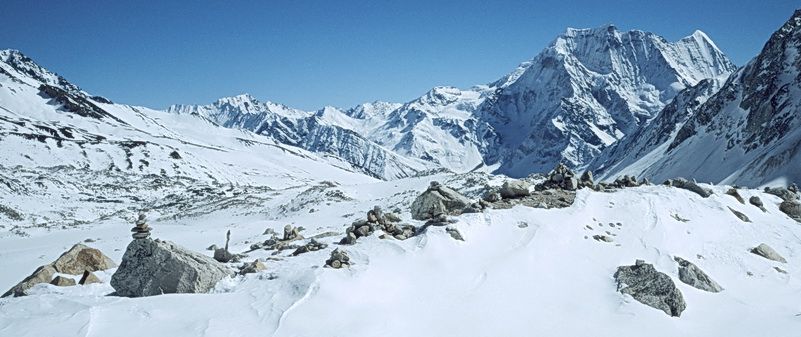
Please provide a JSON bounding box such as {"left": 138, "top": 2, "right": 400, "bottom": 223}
{"left": 213, "top": 247, "right": 235, "bottom": 263}
{"left": 614, "top": 260, "right": 686, "bottom": 317}
{"left": 728, "top": 207, "right": 751, "bottom": 222}
{"left": 779, "top": 200, "right": 801, "bottom": 222}
{"left": 50, "top": 275, "right": 76, "bottom": 287}
{"left": 592, "top": 234, "right": 613, "bottom": 242}
{"left": 111, "top": 239, "right": 232, "bottom": 297}
{"left": 764, "top": 187, "right": 799, "bottom": 201}
{"left": 238, "top": 260, "right": 266, "bottom": 275}
{"left": 410, "top": 181, "right": 472, "bottom": 220}
{"left": 79, "top": 270, "right": 102, "bottom": 285}
{"left": 673, "top": 257, "right": 723, "bottom": 292}
{"left": 446, "top": 227, "right": 464, "bottom": 241}
{"left": 499, "top": 180, "right": 531, "bottom": 199}
{"left": 726, "top": 188, "right": 745, "bottom": 204}
{"left": 750, "top": 243, "right": 787, "bottom": 263}
{"left": 749, "top": 196, "right": 764, "bottom": 208}
{"left": 325, "top": 248, "right": 350, "bottom": 269}
{"left": 669, "top": 178, "right": 713, "bottom": 198}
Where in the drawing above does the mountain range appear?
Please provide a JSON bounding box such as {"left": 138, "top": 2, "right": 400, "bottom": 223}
{"left": 2, "top": 10, "right": 801, "bottom": 186}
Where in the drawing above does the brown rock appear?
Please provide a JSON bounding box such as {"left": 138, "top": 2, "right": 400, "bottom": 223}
{"left": 79, "top": 270, "right": 102, "bottom": 285}
{"left": 53, "top": 244, "right": 116, "bottom": 275}
{"left": 50, "top": 275, "right": 76, "bottom": 287}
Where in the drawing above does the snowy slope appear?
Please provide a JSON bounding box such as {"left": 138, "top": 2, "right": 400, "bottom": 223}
{"left": 605, "top": 10, "right": 801, "bottom": 186}
{"left": 167, "top": 95, "right": 430, "bottom": 180}
{"left": 0, "top": 173, "right": 799, "bottom": 336}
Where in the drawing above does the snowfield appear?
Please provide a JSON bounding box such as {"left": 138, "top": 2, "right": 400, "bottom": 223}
{"left": 1, "top": 175, "right": 800, "bottom": 336}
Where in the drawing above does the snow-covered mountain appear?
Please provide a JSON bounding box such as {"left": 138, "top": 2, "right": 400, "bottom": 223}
{"left": 167, "top": 26, "right": 735, "bottom": 178}
{"left": 480, "top": 26, "right": 737, "bottom": 176}
{"left": 597, "top": 10, "right": 801, "bottom": 186}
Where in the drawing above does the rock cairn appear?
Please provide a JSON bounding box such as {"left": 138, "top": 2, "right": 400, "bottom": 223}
{"left": 340, "top": 206, "right": 417, "bottom": 244}
{"left": 131, "top": 212, "right": 151, "bottom": 240}
{"left": 291, "top": 239, "right": 328, "bottom": 256}
{"left": 539, "top": 163, "right": 579, "bottom": 190}
{"left": 325, "top": 248, "right": 351, "bottom": 269}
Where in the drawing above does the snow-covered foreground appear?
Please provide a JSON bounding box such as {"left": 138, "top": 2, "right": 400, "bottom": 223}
{"left": 1, "top": 174, "right": 800, "bottom": 337}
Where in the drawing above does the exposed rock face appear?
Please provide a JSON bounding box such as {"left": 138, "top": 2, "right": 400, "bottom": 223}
{"left": 614, "top": 260, "right": 686, "bottom": 317}
{"left": 410, "top": 181, "right": 472, "bottom": 220}
{"left": 52, "top": 243, "right": 116, "bottom": 275}
{"left": 674, "top": 257, "right": 723, "bottom": 293}
{"left": 3, "top": 243, "right": 115, "bottom": 297}
{"left": 111, "top": 239, "right": 232, "bottom": 297}
{"left": 750, "top": 243, "right": 787, "bottom": 263}
{"left": 779, "top": 200, "right": 801, "bottom": 222}
{"left": 499, "top": 180, "right": 531, "bottom": 198}
{"left": 666, "top": 178, "right": 713, "bottom": 198}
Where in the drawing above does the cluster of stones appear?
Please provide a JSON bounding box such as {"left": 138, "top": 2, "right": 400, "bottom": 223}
{"left": 765, "top": 185, "right": 801, "bottom": 222}
{"left": 291, "top": 239, "right": 328, "bottom": 256}
{"left": 605, "top": 175, "right": 648, "bottom": 189}
{"left": 537, "top": 163, "right": 580, "bottom": 190}
{"left": 325, "top": 248, "right": 351, "bottom": 269}
{"left": 131, "top": 212, "right": 151, "bottom": 239}
{"left": 238, "top": 260, "right": 267, "bottom": 275}
{"left": 3, "top": 244, "right": 116, "bottom": 297}
{"left": 340, "top": 206, "right": 417, "bottom": 244}
{"left": 246, "top": 225, "right": 306, "bottom": 255}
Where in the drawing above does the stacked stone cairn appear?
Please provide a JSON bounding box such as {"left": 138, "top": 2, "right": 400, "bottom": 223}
{"left": 325, "top": 248, "right": 351, "bottom": 269}
{"left": 131, "top": 212, "right": 151, "bottom": 239}
{"left": 537, "top": 163, "right": 580, "bottom": 190}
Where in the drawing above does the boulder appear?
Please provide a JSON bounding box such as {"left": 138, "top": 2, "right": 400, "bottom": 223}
{"left": 673, "top": 257, "right": 723, "bottom": 293}
{"left": 614, "top": 260, "right": 686, "bottom": 317}
{"left": 750, "top": 243, "right": 787, "bottom": 263}
{"left": 668, "top": 178, "right": 713, "bottom": 198}
{"left": 2, "top": 264, "right": 56, "bottom": 297}
{"left": 213, "top": 248, "right": 235, "bottom": 263}
{"left": 579, "top": 170, "right": 594, "bottom": 186}
{"left": 52, "top": 243, "right": 116, "bottom": 275}
{"left": 410, "top": 181, "right": 472, "bottom": 220}
{"left": 726, "top": 188, "right": 745, "bottom": 204}
{"left": 499, "top": 180, "right": 531, "bottom": 199}
{"left": 79, "top": 270, "right": 102, "bottom": 285}
{"left": 779, "top": 200, "right": 801, "bottom": 222}
{"left": 50, "top": 275, "right": 76, "bottom": 287}
{"left": 728, "top": 207, "right": 751, "bottom": 222}
{"left": 749, "top": 196, "right": 765, "bottom": 210}
{"left": 764, "top": 187, "right": 799, "bottom": 201}
{"left": 446, "top": 227, "right": 464, "bottom": 241}
{"left": 111, "top": 239, "right": 232, "bottom": 297}
{"left": 238, "top": 260, "right": 267, "bottom": 275}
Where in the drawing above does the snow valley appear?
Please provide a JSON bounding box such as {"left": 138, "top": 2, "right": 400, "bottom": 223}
{"left": 1, "top": 8, "right": 801, "bottom": 337}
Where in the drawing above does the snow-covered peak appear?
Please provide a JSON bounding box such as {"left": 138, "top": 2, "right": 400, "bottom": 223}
{"left": 0, "top": 49, "right": 81, "bottom": 93}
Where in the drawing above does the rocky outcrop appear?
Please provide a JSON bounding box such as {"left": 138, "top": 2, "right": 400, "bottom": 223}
{"left": 673, "top": 257, "right": 723, "bottom": 293}
{"left": 726, "top": 188, "right": 745, "bottom": 204}
{"left": 341, "top": 206, "right": 417, "bottom": 244}
{"left": 3, "top": 243, "right": 115, "bottom": 297}
{"left": 665, "top": 178, "right": 713, "bottom": 198}
{"left": 111, "top": 239, "right": 232, "bottom": 297}
{"left": 410, "top": 181, "right": 472, "bottom": 220}
{"left": 750, "top": 243, "right": 787, "bottom": 263}
{"left": 764, "top": 187, "right": 799, "bottom": 201}
{"left": 614, "top": 260, "right": 686, "bottom": 317}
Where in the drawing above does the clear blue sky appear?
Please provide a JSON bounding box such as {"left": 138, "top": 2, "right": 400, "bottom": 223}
{"left": 2, "top": 1, "right": 797, "bottom": 110}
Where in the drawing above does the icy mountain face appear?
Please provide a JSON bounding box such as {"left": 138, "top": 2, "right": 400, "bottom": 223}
{"left": 613, "top": 10, "right": 801, "bottom": 186}
{"left": 590, "top": 77, "right": 726, "bottom": 180}
{"left": 167, "top": 97, "right": 429, "bottom": 180}
{"left": 480, "top": 26, "right": 737, "bottom": 177}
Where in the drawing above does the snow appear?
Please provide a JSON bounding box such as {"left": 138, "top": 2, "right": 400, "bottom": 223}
{"left": 1, "top": 177, "right": 800, "bottom": 336}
